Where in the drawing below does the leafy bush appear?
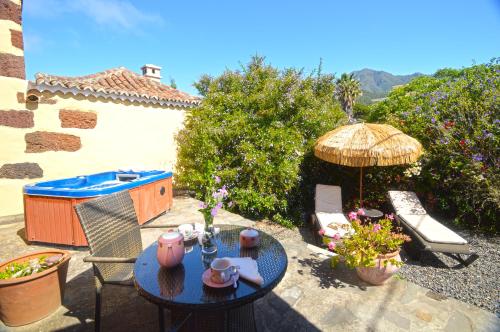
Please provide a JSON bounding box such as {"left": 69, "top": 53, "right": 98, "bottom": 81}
{"left": 176, "top": 56, "right": 346, "bottom": 225}
{"left": 368, "top": 59, "right": 500, "bottom": 231}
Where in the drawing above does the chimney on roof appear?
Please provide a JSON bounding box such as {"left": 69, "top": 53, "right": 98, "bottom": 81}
{"left": 141, "top": 64, "right": 161, "bottom": 82}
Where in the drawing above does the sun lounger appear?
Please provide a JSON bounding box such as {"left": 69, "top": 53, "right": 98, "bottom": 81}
{"left": 311, "top": 184, "right": 354, "bottom": 244}
{"left": 388, "top": 190, "right": 478, "bottom": 266}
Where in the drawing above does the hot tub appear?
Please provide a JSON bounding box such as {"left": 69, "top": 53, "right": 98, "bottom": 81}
{"left": 23, "top": 170, "right": 173, "bottom": 246}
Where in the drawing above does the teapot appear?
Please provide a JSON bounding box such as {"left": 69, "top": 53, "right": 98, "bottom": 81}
{"left": 157, "top": 231, "right": 184, "bottom": 268}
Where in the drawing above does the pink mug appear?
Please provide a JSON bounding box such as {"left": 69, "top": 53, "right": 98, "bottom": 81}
{"left": 239, "top": 228, "right": 260, "bottom": 248}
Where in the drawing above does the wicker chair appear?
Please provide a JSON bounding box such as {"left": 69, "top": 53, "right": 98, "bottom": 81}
{"left": 74, "top": 190, "right": 177, "bottom": 332}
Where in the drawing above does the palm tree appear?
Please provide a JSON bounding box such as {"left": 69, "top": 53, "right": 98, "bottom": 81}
{"left": 335, "top": 73, "right": 362, "bottom": 123}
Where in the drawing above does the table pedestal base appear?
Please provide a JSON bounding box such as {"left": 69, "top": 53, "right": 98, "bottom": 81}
{"left": 162, "top": 303, "right": 256, "bottom": 332}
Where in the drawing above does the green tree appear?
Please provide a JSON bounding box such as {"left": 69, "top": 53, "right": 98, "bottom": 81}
{"left": 335, "top": 73, "right": 362, "bottom": 122}
{"left": 176, "top": 56, "right": 346, "bottom": 225}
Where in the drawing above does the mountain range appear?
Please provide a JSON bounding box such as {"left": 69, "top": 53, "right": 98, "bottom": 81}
{"left": 351, "top": 68, "right": 424, "bottom": 104}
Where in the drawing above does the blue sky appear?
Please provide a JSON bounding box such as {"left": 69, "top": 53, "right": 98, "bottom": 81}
{"left": 23, "top": 0, "right": 500, "bottom": 95}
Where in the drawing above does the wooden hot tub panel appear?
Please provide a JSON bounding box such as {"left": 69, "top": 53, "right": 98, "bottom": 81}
{"left": 24, "top": 177, "right": 173, "bottom": 246}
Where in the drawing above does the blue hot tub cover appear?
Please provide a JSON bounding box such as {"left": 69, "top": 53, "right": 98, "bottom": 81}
{"left": 24, "top": 170, "right": 172, "bottom": 198}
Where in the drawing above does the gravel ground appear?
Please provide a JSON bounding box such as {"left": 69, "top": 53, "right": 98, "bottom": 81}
{"left": 399, "top": 228, "right": 500, "bottom": 316}
{"left": 255, "top": 220, "right": 500, "bottom": 316}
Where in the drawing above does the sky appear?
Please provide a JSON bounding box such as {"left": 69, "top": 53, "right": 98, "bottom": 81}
{"left": 23, "top": 0, "right": 500, "bottom": 96}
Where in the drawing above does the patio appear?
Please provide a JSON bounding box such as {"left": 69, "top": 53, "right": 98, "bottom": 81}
{"left": 0, "top": 196, "right": 498, "bottom": 332}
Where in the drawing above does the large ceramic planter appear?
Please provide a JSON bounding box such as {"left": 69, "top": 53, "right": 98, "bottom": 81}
{"left": 0, "top": 249, "right": 71, "bottom": 326}
{"left": 355, "top": 250, "right": 401, "bottom": 285}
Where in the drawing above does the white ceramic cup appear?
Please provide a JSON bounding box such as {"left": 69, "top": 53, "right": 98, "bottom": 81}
{"left": 178, "top": 224, "right": 194, "bottom": 239}
{"left": 210, "top": 258, "right": 238, "bottom": 284}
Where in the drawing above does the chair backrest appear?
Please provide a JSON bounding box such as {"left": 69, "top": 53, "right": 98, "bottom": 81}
{"left": 74, "top": 190, "right": 142, "bottom": 270}
{"left": 388, "top": 190, "right": 427, "bottom": 215}
{"left": 315, "top": 184, "right": 343, "bottom": 213}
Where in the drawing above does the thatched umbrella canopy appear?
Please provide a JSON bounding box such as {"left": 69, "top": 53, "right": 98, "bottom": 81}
{"left": 314, "top": 123, "right": 423, "bottom": 207}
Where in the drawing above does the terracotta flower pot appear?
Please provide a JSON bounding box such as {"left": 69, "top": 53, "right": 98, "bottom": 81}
{"left": 355, "top": 250, "right": 401, "bottom": 285}
{"left": 0, "top": 249, "right": 71, "bottom": 326}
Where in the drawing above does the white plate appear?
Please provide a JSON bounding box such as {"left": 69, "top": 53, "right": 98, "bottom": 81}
{"left": 202, "top": 269, "right": 239, "bottom": 288}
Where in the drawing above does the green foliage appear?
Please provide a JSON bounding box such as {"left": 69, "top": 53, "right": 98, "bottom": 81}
{"left": 368, "top": 59, "right": 500, "bottom": 231}
{"left": 353, "top": 103, "right": 371, "bottom": 120}
{"left": 176, "top": 56, "right": 346, "bottom": 225}
{"left": 331, "top": 218, "right": 410, "bottom": 268}
{"left": 0, "top": 255, "right": 61, "bottom": 280}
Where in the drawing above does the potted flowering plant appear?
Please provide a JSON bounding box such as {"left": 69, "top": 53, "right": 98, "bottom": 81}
{"left": 330, "top": 212, "right": 410, "bottom": 285}
{"left": 0, "top": 249, "right": 71, "bottom": 326}
{"left": 198, "top": 175, "right": 232, "bottom": 254}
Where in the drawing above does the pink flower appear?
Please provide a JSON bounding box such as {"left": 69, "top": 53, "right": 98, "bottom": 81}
{"left": 386, "top": 213, "right": 394, "bottom": 221}
{"left": 357, "top": 208, "right": 365, "bottom": 216}
{"left": 348, "top": 211, "right": 357, "bottom": 220}
{"left": 328, "top": 241, "right": 336, "bottom": 251}
{"left": 372, "top": 224, "right": 382, "bottom": 233}
{"left": 211, "top": 207, "right": 219, "bottom": 217}
{"left": 332, "top": 233, "right": 341, "bottom": 241}
{"left": 199, "top": 202, "right": 207, "bottom": 209}
{"left": 318, "top": 229, "right": 325, "bottom": 236}
{"left": 228, "top": 201, "right": 234, "bottom": 208}
{"left": 214, "top": 175, "right": 221, "bottom": 183}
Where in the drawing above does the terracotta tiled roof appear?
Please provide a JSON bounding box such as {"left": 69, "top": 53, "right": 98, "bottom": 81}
{"left": 29, "top": 67, "right": 200, "bottom": 108}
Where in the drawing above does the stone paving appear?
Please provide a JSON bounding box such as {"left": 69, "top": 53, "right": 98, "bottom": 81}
{"left": 0, "top": 196, "right": 498, "bottom": 332}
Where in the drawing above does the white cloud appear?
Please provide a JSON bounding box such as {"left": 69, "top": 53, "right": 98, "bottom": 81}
{"left": 24, "top": 0, "right": 164, "bottom": 30}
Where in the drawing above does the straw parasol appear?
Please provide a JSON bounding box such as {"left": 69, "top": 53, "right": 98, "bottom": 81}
{"left": 314, "top": 123, "right": 423, "bottom": 207}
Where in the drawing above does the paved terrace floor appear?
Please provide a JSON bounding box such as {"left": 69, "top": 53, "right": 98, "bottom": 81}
{"left": 0, "top": 197, "right": 498, "bottom": 332}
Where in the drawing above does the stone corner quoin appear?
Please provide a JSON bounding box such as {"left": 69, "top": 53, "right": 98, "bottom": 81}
{"left": 0, "top": 110, "right": 34, "bottom": 128}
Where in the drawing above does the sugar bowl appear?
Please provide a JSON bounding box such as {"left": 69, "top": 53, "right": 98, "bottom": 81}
{"left": 239, "top": 228, "right": 260, "bottom": 248}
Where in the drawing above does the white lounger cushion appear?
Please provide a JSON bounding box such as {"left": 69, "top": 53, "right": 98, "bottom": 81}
{"left": 388, "top": 191, "right": 427, "bottom": 215}
{"left": 316, "top": 212, "right": 354, "bottom": 238}
{"left": 315, "top": 184, "right": 343, "bottom": 213}
{"left": 399, "top": 214, "right": 467, "bottom": 245}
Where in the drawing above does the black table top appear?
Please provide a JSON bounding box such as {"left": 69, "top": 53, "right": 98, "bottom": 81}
{"left": 133, "top": 225, "right": 288, "bottom": 311}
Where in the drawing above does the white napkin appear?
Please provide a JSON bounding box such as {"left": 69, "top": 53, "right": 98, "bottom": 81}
{"left": 225, "top": 257, "right": 264, "bottom": 286}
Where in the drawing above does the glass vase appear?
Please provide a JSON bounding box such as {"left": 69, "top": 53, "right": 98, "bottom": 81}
{"left": 201, "top": 215, "right": 218, "bottom": 255}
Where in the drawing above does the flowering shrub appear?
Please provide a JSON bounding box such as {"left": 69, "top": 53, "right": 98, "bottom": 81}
{"left": 331, "top": 215, "right": 411, "bottom": 268}
{"left": 368, "top": 59, "right": 499, "bottom": 231}
{"left": 176, "top": 56, "right": 345, "bottom": 226}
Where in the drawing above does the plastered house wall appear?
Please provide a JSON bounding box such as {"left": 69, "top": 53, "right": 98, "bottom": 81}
{"left": 0, "top": 0, "right": 188, "bottom": 217}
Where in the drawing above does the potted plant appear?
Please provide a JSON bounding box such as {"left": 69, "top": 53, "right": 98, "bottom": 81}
{"left": 330, "top": 212, "right": 410, "bottom": 285}
{"left": 0, "top": 249, "right": 71, "bottom": 326}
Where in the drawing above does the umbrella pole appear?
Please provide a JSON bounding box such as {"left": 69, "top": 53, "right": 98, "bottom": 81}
{"left": 359, "top": 167, "right": 363, "bottom": 208}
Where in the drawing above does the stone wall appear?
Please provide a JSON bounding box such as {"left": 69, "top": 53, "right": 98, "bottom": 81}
{"left": 0, "top": 0, "right": 24, "bottom": 79}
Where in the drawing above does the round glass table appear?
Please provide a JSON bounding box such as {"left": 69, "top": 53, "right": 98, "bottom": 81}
{"left": 134, "top": 225, "right": 288, "bottom": 331}
{"left": 360, "top": 208, "right": 384, "bottom": 223}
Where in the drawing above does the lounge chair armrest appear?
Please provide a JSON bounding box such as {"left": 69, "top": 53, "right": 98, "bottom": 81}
{"left": 83, "top": 256, "right": 137, "bottom": 263}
